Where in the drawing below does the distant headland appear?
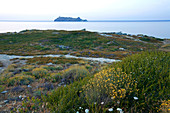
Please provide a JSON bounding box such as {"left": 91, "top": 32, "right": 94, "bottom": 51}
{"left": 54, "top": 16, "right": 87, "bottom": 22}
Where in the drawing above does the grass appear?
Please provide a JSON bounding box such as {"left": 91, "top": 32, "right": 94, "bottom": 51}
{"left": 0, "top": 29, "right": 164, "bottom": 59}
{"left": 42, "top": 51, "right": 170, "bottom": 112}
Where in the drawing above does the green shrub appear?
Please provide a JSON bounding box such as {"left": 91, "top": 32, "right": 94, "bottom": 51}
{"left": 112, "top": 51, "right": 170, "bottom": 112}
{"left": 7, "top": 75, "right": 35, "bottom": 86}
{"left": 83, "top": 68, "right": 137, "bottom": 112}
{"left": 50, "top": 73, "right": 62, "bottom": 82}
{"left": 0, "top": 61, "right": 3, "bottom": 67}
{"left": 0, "top": 85, "right": 5, "bottom": 92}
{"left": 32, "top": 68, "right": 48, "bottom": 79}
{"left": 43, "top": 77, "right": 90, "bottom": 112}
{"left": 62, "top": 65, "right": 90, "bottom": 83}
{"left": 55, "top": 65, "right": 64, "bottom": 70}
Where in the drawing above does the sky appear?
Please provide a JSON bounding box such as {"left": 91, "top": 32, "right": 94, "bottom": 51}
{"left": 0, "top": 0, "right": 170, "bottom": 20}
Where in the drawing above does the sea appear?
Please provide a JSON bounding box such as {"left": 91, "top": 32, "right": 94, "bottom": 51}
{"left": 0, "top": 20, "right": 170, "bottom": 39}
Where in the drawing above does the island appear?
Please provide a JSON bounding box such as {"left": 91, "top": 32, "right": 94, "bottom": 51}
{"left": 54, "top": 16, "right": 87, "bottom": 22}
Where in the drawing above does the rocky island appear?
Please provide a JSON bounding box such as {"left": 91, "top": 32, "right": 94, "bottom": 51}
{"left": 54, "top": 16, "right": 87, "bottom": 22}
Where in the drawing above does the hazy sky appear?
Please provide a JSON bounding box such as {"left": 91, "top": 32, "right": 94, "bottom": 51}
{"left": 0, "top": 0, "right": 170, "bottom": 20}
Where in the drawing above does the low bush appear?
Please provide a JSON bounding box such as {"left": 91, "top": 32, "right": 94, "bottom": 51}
{"left": 0, "top": 61, "right": 3, "bottom": 67}
{"left": 32, "top": 68, "right": 48, "bottom": 79}
{"left": 7, "top": 75, "right": 35, "bottom": 86}
{"left": 62, "top": 65, "right": 90, "bottom": 83}
{"left": 83, "top": 68, "right": 138, "bottom": 112}
{"left": 50, "top": 73, "right": 62, "bottom": 82}
{"left": 112, "top": 51, "right": 170, "bottom": 112}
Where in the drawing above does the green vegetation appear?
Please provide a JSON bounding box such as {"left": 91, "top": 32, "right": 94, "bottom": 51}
{"left": 42, "top": 51, "right": 170, "bottom": 112}
{"left": 7, "top": 74, "right": 35, "bottom": 86}
{"left": 0, "top": 61, "right": 3, "bottom": 67}
{"left": 32, "top": 67, "right": 48, "bottom": 79}
{"left": 62, "top": 65, "right": 90, "bottom": 83}
{"left": 0, "top": 30, "right": 169, "bottom": 112}
{"left": 26, "top": 56, "right": 81, "bottom": 65}
{"left": 0, "top": 29, "right": 165, "bottom": 59}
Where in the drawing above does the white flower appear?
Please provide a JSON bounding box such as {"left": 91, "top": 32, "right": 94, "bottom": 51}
{"left": 134, "top": 97, "right": 138, "bottom": 100}
{"left": 117, "top": 108, "right": 123, "bottom": 113}
{"left": 76, "top": 111, "right": 79, "bottom": 113}
{"left": 94, "top": 102, "right": 97, "bottom": 104}
{"left": 85, "top": 109, "right": 89, "bottom": 113}
{"left": 19, "top": 95, "right": 22, "bottom": 99}
{"left": 79, "top": 107, "right": 82, "bottom": 109}
{"left": 117, "top": 108, "right": 122, "bottom": 111}
{"left": 101, "top": 102, "right": 104, "bottom": 104}
{"left": 108, "top": 108, "right": 113, "bottom": 111}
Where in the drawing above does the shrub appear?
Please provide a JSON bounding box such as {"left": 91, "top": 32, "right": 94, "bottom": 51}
{"left": 83, "top": 68, "right": 137, "bottom": 112}
{"left": 0, "top": 85, "right": 5, "bottom": 92}
{"left": 112, "top": 51, "right": 170, "bottom": 112}
{"left": 43, "top": 77, "right": 90, "bottom": 112}
{"left": 6, "top": 64, "right": 18, "bottom": 72}
{"left": 14, "top": 97, "right": 47, "bottom": 113}
{"left": 0, "top": 61, "right": 3, "bottom": 67}
{"left": 50, "top": 73, "right": 62, "bottom": 82}
{"left": 7, "top": 75, "right": 35, "bottom": 86}
{"left": 62, "top": 65, "right": 90, "bottom": 83}
{"left": 32, "top": 68, "right": 48, "bottom": 79}
{"left": 55, "top": 65, "right": 64, "bottom": 70}
{"left": 22, "top": 65, "right": 35, "bottom": 71}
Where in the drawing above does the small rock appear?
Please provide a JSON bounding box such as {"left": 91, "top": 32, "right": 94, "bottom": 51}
{"left": 23, "top": 69, "right": 29, "bottom": 72}
{"left": 27, "top": 85, "right": 32, "bottom": 88}
{"left": 1, "top": 90, "right": 8, "bottom": 94}
{"left": 47, "top": 63, "right": 53, "bottom": 66}
{"left": 13, "top": 69, "right": 22, "bottom": 75}
{"left": 19, "top": 95, "right": 22, "bottom": 99}
{"left": 4, "top": 100, "right": 9, "bottom": 104}
{"left": 11, "top": 86, "right": 25, "bottom": 93}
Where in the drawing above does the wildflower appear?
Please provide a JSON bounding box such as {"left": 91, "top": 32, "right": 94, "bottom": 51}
{"left": 76, "top": 111, "right": 79, "bottom": 113}
{"left": 79, "top": 107, "right": 82, "bottom": 109}
{"left": 94, "top": 102, "right": 97, "bottom": 104}
{"left": 85, "top": 109, "right": 89, "bottom": 113}
{"left": 111, "top": 96, "right": 115, "bottom": 99}
{"left": 19, "top": 95, "right": 22, "bottom": 99}
{"left": 101, "top": 102, "right": 104, "bottom": 104}
{"left": 134, "top": 97, "right": 138, "bottom": 100}
{"left": 108, "top": 108, "right": 113, "bottom": 111}
{"left": 117, "top": 108, "right": 123, "bottom": 113}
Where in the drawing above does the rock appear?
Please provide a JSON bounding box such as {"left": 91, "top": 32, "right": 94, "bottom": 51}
{"left": 4, "top": 100, "right": 9, "bottom": 104}
{"left": 27, "top": 85, "right": 32, "bottom": 88}
{"left": 1, "top": 90, "right": 8, "bottom": 94}
{"left": 11, "top": 86, "right": 24, "bottom": 93}
{"left": 23, "top": 69, "right": 29, "bottom": 72}
{"left": 19, "top": 95, "right": 22, "bottom": 99}
{"left": 47, "top": 63, "right": 53, "bottom": 66}
{"left": 13, "top": 69, "right": 22, "bottom": 75}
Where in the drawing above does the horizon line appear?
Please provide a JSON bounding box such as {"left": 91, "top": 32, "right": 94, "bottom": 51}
{"left": 0, "top": 19, "right": 170, "bottom": 22}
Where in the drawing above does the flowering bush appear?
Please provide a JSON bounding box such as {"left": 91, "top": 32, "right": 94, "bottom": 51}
{"left": 83, "top": 68, "right": 137, "bottom": 110}
{"left": 32, "top": 68, "right": 48, "bottom": 79}
{"left": 7, "top": 75, "right": 35, "bottom": 86}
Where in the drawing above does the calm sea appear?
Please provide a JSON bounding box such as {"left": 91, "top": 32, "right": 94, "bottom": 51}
{"left": 0, "top": 21, "right": 170, "bottom": 39}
